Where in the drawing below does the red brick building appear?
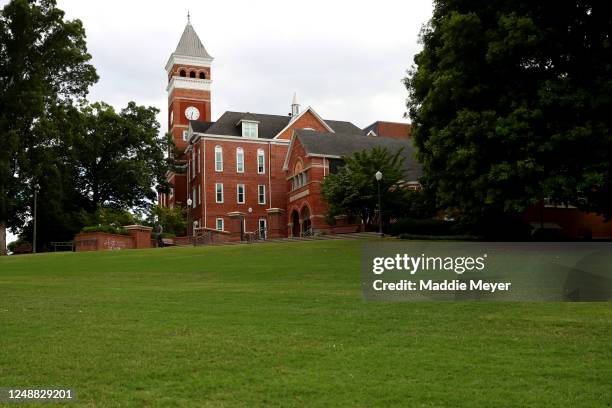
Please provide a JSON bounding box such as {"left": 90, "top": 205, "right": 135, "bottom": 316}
{"left": 158, "top": 21, "right": 420, "bottom": 240}
{"left": 363, "top": 121, "right": 411, "bottom": 140}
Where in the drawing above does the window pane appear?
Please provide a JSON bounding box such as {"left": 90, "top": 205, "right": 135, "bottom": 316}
{"left": 258, "top": 185, "right": 265, "bottom": 204}
{"left": 257, "top": 150, "right": 265, "bottom": 173}
{"left": 216, "top": 183, "right": 223, "bottom": 202}
{"left": 215, "top": 147, "right": 223, "bottom": 171}
{"left": 237, "top": 149, "right": 244, "bottom": 172}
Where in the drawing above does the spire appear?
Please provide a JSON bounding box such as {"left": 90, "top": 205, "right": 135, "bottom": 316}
{"left": 173, "top": 19, "right": 212, "bottom": 59}
{"left": 291, "top": 92, "right": 300, "bottom": 117}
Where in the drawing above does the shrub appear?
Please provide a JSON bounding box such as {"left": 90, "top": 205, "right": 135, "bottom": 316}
{"left": 8, "top": 239, "right": 32, "bottom": 254}
{"left": 81, "top": 225, "right": 128, "bottom": 235}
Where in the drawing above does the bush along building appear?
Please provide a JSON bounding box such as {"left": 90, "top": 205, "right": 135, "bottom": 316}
{"left": 158, "top": 20, "right": 418, "bottom": 241}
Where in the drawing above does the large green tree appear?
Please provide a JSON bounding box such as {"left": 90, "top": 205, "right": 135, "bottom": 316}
{"left": 69, "top": 102, "right": 169, "bottom": 212}
{"left": 0, "top": 0, "right": 97, "bottom": 254}
{"left": 405, "top": 1, "right": 612, "bottom": 234}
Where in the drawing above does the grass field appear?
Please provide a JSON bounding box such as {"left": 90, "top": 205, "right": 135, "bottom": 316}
{"left": 1, "top": 240, "right": 611, "bottom": 407}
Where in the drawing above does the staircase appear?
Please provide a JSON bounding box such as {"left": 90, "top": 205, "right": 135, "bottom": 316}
{"left": 175, "top": 231, "right": 383, "bottom": 248}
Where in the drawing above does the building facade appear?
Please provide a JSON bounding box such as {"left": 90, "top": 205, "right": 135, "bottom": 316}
{"left": 159, "top": 21, "right": 420, "bottom": 240}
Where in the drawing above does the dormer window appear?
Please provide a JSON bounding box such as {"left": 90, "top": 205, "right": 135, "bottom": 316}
{"left": 239, "top": 120, "right": 259, "bottom": 138}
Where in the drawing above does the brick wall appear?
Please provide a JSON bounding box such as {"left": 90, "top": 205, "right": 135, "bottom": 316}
{"left": 74, "top": 226, "right": 153, "bottom": 252}
{"left": 74, "top": 232, "right": 134, "bottom": 252}
{"left": 186, "top": 137, "right": 289, "bottom": 236}
{"left": 370, "top": 122, "right": 411, "bottom": 140}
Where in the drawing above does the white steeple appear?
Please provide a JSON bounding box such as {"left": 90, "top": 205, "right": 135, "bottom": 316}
{"left": 291, "top": 92, "right": 300, "bottom": 117}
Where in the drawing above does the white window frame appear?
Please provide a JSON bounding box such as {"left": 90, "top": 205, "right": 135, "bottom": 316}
{"left": 257, "top": 149, "right": 265, "bottom": 174}
{"left": 258, "top": 218, "right": 267, "bottom": 239}
{"left": 236, "top": 147, "right": 244, "bottom": 173}
{"left": 237, "top": 184, "right": 245, "bottom": 204}
{"left": 215, "top": 146, "right": 223, "bottom": 172}
{"left": 258, "top": 185, "right": 266, "bottom": 205}
{"left": 216, "top": 218, "right": 224, "bottom": 231}
{"left": 215, "top": 183, "right": 224, "bottom": 203}
{"left": 242, "top": 121, "right": 258, "bottom": 138}
{"left": 182, "top": 130, "right": 189, "bottom": 141}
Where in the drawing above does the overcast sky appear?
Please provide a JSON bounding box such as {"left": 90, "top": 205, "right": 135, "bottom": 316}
{"left": 4, "top": 0, "right": 433, "bottom": 243}
{"left": 55, "top": 0, "right": 433, "bottom": 127}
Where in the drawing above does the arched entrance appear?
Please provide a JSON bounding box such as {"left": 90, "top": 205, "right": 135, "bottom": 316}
{"left": 300, "top": 205, "right": 311, "bottom": 236}
{"left": 291, "top": 210, "right": 300, "bottom": 238}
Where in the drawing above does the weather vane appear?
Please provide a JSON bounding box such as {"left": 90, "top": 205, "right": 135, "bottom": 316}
{"left": 187, "top": 10, "right": 191, "bottom": 23}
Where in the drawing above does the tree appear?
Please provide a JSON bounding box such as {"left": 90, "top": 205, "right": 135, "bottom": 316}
{"left": 68, "top": 102, "right": 169, "bottom": 212}
{"left": 405, "top": 1, "right": 612, "bottom": 234}
{"left": 148, "top": 205, "right": 187, "bottom": 237}
{"left": 16, "top": 101, "right": 170, "bottom": 250}
{"left": 321, "top": 147, "right": 407, "bottom": 227}
{"left": 0, "top": 0, "right": 98, "bottom": 254}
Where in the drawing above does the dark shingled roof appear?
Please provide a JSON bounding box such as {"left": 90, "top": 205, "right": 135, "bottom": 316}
{"left": 202, "top": 112, "right": 289, "bottom": 138}
{"left": 326, "top": 120, "right": 364, "bottom": 135}
{"left": 193, "top": 111, "right": 364, "bottom": 139}
{"left": 190, "top": 120, "right": 214, "bottom": 133}
{"left": 295, "top": 130, "right": 422, "bottom": 181}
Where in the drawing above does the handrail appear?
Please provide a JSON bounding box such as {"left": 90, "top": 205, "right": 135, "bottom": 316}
{"left": 252, "top": 227, "right": 267, "bottom": 241}
{"left": 301, "top": 227, "right": 314, "bottom": 238}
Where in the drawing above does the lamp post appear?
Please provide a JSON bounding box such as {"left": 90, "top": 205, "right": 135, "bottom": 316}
{"left": 375, "top": 171, "right": 383, "bottom": 238}
{"left": 186, "top": 198, "right": 193, "bottom": 237}
{"left": 247, "top": 207, "right": 253, "bottom": 241}
{"left": 33, "top": 183, "right": 40, "bottom": 253}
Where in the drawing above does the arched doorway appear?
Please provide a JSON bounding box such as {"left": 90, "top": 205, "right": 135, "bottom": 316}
{"left": 300, "top": 205, "right": 311, "bottom": 236}
{"left": 291, "top": 210, "right": 300, "bottom": 237}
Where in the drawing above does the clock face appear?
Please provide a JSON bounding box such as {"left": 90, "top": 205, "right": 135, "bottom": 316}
{"left": 185, "top": 106, "right": 200, "bottom": 121}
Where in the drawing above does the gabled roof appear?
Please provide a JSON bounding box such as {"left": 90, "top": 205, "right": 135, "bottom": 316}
{"left": 293, "top": 129, "right": 422, "bottom": 181}
{"left": 272, "top": 106, "right": 333, "bottom": 139}
{"left": 191, "top": 111, "right": 363, "bottom": 139}
{"left": 173, "top": 22, "right": 212, "bottom": 59}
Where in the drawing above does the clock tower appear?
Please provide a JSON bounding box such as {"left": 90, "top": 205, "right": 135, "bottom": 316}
{"left": 161, "top": 17, "right": 213, "bottom": 209}
{"left": 165, "top": 17, "right": 213, "bottom": 151}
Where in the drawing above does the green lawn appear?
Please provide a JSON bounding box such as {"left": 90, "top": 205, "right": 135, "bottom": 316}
{"left": 1, "top": 240, "right": 611, "bottom": 407}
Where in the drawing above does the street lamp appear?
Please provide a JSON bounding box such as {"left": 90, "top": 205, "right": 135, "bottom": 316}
{"left": 375, "top": 171, "right": 383, "bottom": 238}
{"left": 33, "top": 183, "right": 40, "bottom": 253}
{"left": 246, "top": 207, "right": 253, "bottom": 241}
{"left": 186, "top": 198, "right": 193, "bottom": 237}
